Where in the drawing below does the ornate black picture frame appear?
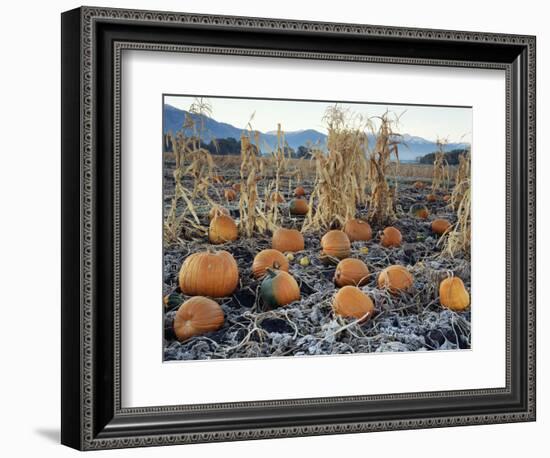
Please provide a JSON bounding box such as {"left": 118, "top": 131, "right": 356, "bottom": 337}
{"left": 61, "top": 6, "right": 536, "bottom": 450}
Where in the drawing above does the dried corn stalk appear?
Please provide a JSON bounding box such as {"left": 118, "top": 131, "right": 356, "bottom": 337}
{"left": 450, "top": 151, "right": 471, "bottom": 211}
{"left": 441, "top": 184, "right": 471, "bottom": 257}
{"left": 163, "top": 168, "right": 207, "bottom": 245}
{"left": 303, "top": 106, "right": 368, "bottom": 232}
{"left": 265, "top": 124, "right": 290, "bottom": 229}
{"left": 432, "top": 138, "right": 450, "bottom": 193}
{"left": 185, "top": 147, "right": 214, "bottom": 197}
{"left": 367, "top": 112, "right": 402, "bottom": 225}
{"left": 163, "top": 97, "right": 216, "bottom": 243}
{"left": 238, "top": 132, "right": 270, "bottom": 236}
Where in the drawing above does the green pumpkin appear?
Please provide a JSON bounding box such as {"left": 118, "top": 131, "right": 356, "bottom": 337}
{"left": 260, "top": 269, "right": 301, "bottom": 310}
{"left": 164, "top": 292, "right": 184, "bottom": 309}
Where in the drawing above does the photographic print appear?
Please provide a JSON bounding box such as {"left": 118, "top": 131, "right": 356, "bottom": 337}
{"left": 61, "top": 9, "right": 536, "bottom": 447}
{"left": 162, "top": 95, "right": 472, "bottom": 361}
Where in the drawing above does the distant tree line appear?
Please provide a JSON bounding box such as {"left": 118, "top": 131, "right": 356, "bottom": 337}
{"left": 419, "top": 149, "right": 469, "bottom": 165}
{"left": 163, "top": 135, "right": 252, "bottom": 156}
{"left": 164, "top": 134, "right": 315, "bottom": 158}
{"left": 207, "top": 137, "right": 244, "bottom": 155}
{"left": 295, "top": 145, "right": 313, "bottom": 159}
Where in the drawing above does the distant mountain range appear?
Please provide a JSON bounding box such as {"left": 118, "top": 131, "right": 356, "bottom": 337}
{"left": 163, "top": 104, "right": 469, "bottom": 161}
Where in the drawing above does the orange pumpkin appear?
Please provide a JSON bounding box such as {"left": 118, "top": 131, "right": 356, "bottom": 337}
{"left": 332, "top": 286, "right": 374, "bottom": 321}
{"left": 334, "top": 258, "right": 370, "bottom": 287}
{"left": 173, "top": 296, "right": 224, "bottom": 341}
{"left": 427, "top": 193, "right": 437, "bottom": 202}
{"left": 377, "top": 265, "right": 413, "bottom": 294}
{"left": 260, "top": 269, "right": 300, "bottom": 309}
{"left": 289, "top": 198, "right": 309, "bottom": 215}
{"left": 414, "top": 181, "right": 425, "bottom": 190}
{"left": 431, "top": 218, "right": 451, "bottom": 235}
{"left": 209, "top": 214, "right": 238, "bottom": 244}
{"left": 439, "top": 277, "right": 470, "bottom": 311}
{"left": 178, "top": 249, "right": 239, "bottom": 297}
{"left": 343, "top": 219, "right": 372, "bottom": 242}
{"left": 232, "top": 182, "right": 241, "bottom": 192}
{"left": 252, "top": 249, "right": 289, "bottom": 279}
{"left": 294, "top": 186, "right": 306, "bottom": 197}
{"left": 321, "top": 230, "right": 351, "bottom": 260}
{"left": 209, "top": 205, "right": 230, "bottom": 220}
{"left": 442, "top": 194, "right": 451, "bottom": 202}
{"left": 380, "top": 226, "right": 402, "bottom": 248}
{"left": 224, "top": 188, "right": 237, "bottom": 201}
{"left": 409, "top": 203, "right": 429, "bottom": 219}
{"left": 272, "top": 228, "right": 304, "bottom": 252}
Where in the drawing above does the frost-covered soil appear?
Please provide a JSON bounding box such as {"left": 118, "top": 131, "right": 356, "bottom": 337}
{"left": 163, "top": 162, "right": 471, "bottom": 361}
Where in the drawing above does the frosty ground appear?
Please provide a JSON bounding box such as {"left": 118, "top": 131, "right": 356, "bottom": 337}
{"left": 163, "top": 161, "right": 471, "bottom": 361}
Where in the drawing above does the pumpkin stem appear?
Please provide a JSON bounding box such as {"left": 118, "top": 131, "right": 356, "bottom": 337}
{"left": 272, "top": 261, "right": 280, "bottom": 270}
{"left": 264, "top": 267, "right": 278, "bottom": 278}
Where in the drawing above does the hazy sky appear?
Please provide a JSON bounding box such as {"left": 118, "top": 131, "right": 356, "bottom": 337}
{"left": 164, "top": 95, "right": 472, "bottom": 144}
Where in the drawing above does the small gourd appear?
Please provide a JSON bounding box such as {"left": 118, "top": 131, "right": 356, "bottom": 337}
{"left": 272, "top": 228, "right": 305, "bottom": 252}
{"left": 332, "top": 286, "right": 374, "bottom": 321}
{"left": 439, "top": 276, "right": 470, "bottom": 311}
{"left": 414, "top": 181, "right": 425, "bottom": 190}
{"left": 178, "top": 249, "right": 239, "bottom": 297}
{"left": 173, "top": 296, "right": 224, "bottom": 341}
{"left": 260, "top": 269, "right": 300, "bottom": 309}
{"left": 251, "top": 249, "right": 289, "bottom": 279}
{"left": 377, "top": 265, "right": 413, "bottom": 294}
{"left": 163, "top": 292, "right": 184, "bottom": 309}
{"left": 343, "top": 218, "right": 372, "bottom": 242}
{"left": 380, "top": 226, "right": 402, "bottom": 248}
{"left": 209, "top": 214, "right": 238, "bottom": 244}
{"left": 321, "top": 230, "right": 351, "bottom": 260}
{"left": 232, "top": 182, "right": 241, "bottom": 192}
{"left": 334, "top": 258, "right": 370, "bottom": 287}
